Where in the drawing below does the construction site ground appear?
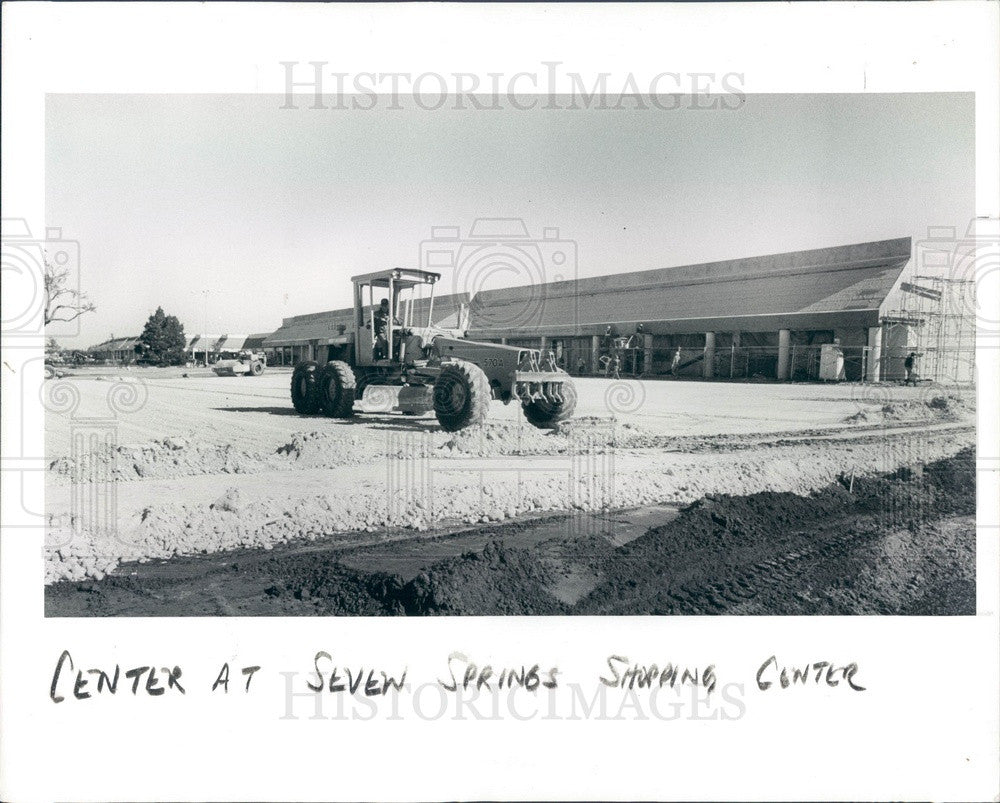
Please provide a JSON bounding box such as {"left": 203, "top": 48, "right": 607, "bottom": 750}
{"left": 44, "top": 367, "right": 977, "bottom": 616}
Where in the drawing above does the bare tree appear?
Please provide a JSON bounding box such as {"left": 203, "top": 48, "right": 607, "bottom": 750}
{"left": 44, "top": 258, "right": 96, "bottom": 325}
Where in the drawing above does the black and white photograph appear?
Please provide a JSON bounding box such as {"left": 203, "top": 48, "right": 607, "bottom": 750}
{"left": 1, "top": 3, "right": 997, "bottom": 801}
{"left": 39, "top": 91, "right": 979, "bottom": 618}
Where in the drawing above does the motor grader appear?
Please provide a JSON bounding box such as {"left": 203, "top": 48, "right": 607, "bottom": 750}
{"left": 288, "top": 268, "right": 577, "bottom": 431}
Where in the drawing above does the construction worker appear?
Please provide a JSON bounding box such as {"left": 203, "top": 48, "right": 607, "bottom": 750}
{"left": 904, "top": 352, "right": 918, "bottom": 386}
{"left": 602, "top": 350, "right": 621, "bottom": 379}
{"left": 634, "top": 323, "right": 646, "bottom": 376}
{"left": 670, "top": 347, "right": 682, "bottom": 376}
{"left": 602, "top": 325, "right": 615, "bottom": 358}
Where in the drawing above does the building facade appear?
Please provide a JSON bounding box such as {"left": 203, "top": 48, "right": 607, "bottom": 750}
{"left": 465, "top": 237, "right": 953, "bottom": 382}
{"left": 89, "top": 237, "right": 974, "bottom": 384}
{"left": 87, "top": 335, "right": 142, "bottom": 363}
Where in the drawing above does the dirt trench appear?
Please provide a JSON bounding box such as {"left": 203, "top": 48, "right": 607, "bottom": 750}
{"left": 46, "top": 447, "right": 975, "bottom": 617}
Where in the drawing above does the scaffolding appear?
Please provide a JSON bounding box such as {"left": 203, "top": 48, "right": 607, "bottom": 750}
{"left": 883, "top": 273, "right": 975, "bottom": 384}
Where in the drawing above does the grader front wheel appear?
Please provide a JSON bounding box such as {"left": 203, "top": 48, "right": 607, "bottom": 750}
{"left": 433, "top": 361, "right": 491, "bottom": 432}
{"left": 522, "top": 379, "right": 578, "bottom": 429}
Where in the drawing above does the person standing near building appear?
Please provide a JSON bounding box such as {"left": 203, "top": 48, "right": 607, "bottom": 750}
{"left": 601, "top": 324, "right": 615, "bottom": 359}
{"left": 670, "top": 346, "right": 682, "bottom": 376}
{"left": 608, "top": 352, "right": 621, "bottom": 380}
{"left": 634, "top": 323, "right": 645, "bottom": 376}
{"left": 904, "top": 352, "right": 918, "bottom": 386}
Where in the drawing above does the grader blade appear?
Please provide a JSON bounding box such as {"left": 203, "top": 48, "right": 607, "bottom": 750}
{"left": 396, "top": 385, "right": 435, "bottom": 414}
{"left": 359, "top": 384, "right": 434, "bottom": 415}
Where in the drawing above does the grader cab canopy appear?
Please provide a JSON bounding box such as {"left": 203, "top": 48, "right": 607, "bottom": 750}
{"left": 351, "top": 268, "right": 451, "bottom": 368}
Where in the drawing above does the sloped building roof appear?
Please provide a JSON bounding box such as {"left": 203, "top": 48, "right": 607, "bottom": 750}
{"left": 214, "top": 334, "right": 252, "bottom": 351}
{"left": 88, "top": 336, "right": 141, "bottom": 353}
{"left": 186, "top": 334, "right": 223, "bottom": 351}
{"left": 243, "top": 333, "right": 270, "bottom": 350}
{"left": 262, "top": 308, "right": 354, "bottom": 347}
{"left": 468, "top": 237, "right": 912, "bottom": 337}
{"left": 263, "top": 291, "right": 471, "bottom": 347}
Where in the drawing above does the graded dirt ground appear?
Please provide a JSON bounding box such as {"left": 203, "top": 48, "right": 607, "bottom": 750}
{"left": 40, "top": 367, "right": 976, "bottom": 615}
{"left": 46, "top": 448, "right": 975, "bottom": 617}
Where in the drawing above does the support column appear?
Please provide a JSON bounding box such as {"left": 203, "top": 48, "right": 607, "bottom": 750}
{"left": 500, "top": 337, "right": 508, "bottom": 345}
{"left": 703, "top": 332, "right": 716, "bottom": 379}
{"left": 643, "top": 334, "right": 653, "bottom": 374}
{"left": 539, "top": 335, "right": 548, "bottom": 354}
{"left": 866, "top": 326, "right": 882, "bottom": 382}
{"left": 777, "top": 329, "right": 791, "bottom": 380}
{"left": 591, "top": 335, "right": 601, "bottom": 374}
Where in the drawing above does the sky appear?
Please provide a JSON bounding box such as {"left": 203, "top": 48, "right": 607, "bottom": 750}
{"left": 45, "top": 93, "right": 974, "bottom": 347}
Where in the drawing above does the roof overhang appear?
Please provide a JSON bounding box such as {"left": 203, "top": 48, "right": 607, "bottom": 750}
{"left": 469, "top": 309, "right": 882, "bottom": 338}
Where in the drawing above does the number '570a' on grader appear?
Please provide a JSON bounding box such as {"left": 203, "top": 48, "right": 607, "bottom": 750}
{"left": 289, "top": 268, "right": 577, "bottom": 431}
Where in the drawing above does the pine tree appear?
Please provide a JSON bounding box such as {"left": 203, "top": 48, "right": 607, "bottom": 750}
{"left": 139, "top": 307, "right": 187, "bottom": 365}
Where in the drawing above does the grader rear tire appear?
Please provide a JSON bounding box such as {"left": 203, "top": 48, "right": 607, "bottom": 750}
{"left": 522, "top": 379, "right": 578, "bottom": 429}
{"left": 290, "top": 361, "right": 321, "bottom": 414}
{"left": 433, "top": 361, "right": 491, "bottom": 432}
{"left": 250, "top": 360, "right": 264, "bottom": 376}
{"left": 319, "top": 360, "right": 357, "bottom": 418}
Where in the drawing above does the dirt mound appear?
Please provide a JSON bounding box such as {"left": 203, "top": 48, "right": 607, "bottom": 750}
{"left": 48, "top": 435, "right": 261, "bottom": 481}
{"left": 440, "top": 418, "right": 667, "bottom": 457}
{"left": 843, "top": 392, "right": 974, "bottom": 424}
{"left": 848, "top": 450, "right": 976, "bottom": 521}
{"left": 439, "top": 421, "right": 570, "bottom": 456}
{"left": 403, "top": 541, "right": 567, "bottom": 615}
{"left": 263, "top": 562, "right": 405, "bottom": 616}
{"left": 276, "top": 430, "right": 437, "bottom": 464}
{"left": 254, "top": 540, "right": 565, "bottom": 616}
{"left": 438, "top": 416, "right": 770, "bottom": 456}
{"left": 48, "top": 427, "right": 439, "bottom": 484}
{"left": 576, "top": 447, "right": 975, "bottom": 615}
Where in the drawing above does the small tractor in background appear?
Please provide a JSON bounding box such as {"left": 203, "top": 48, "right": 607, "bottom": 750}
{"left": 213, "top": 349, "right": 266, "bottom": 377}
{"left": 289, "top": 268, "right": 577, "bottom": 431}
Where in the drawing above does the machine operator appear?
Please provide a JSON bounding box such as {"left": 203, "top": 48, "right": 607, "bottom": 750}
{"left": 373, "top": 298, "right": 401, "bottom": 360}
